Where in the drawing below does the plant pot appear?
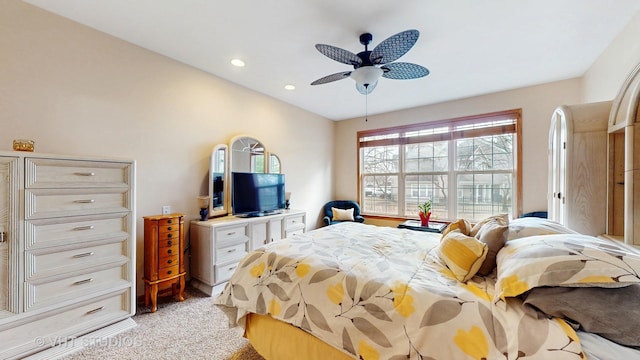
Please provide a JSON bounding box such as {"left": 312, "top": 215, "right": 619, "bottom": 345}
{"left": 419, "top": 211, "right": 431, "bottom": 226}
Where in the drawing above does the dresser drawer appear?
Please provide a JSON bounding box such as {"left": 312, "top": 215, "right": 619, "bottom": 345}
{"left": 215, "top": 225, "right": 248, "bottom": 246}
{"left": 25, "top": 188, "right": 130, "bottom": 219}
{"left": 1, "top": 290, "right": 131, "bottom": 359}
{"left": 25, "top": 240, "right": 128, "bottom": 281}
{"left": 215, "top": 261, "right": 241, "bottom": 284}
{"left": 215, "top": 242, "right": 247, "bottom": 264}
{"left": 285, "top": 215, "right": 305, "bottom": 230}
{"left": 25, "top": 158, "right": 131, "bottom": 189}
{"left": 24, "top": 213, "right": 129, "bottom": 250}
{"left": 24, "top": 265, "right": 129, "bottom": 311}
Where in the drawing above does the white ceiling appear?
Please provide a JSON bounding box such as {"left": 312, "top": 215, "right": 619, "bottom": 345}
{"left": 23, "top": 0, "right": 640, "bottom": 121}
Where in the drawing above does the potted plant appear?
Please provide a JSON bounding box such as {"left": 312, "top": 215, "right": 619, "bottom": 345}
{"left": 418, "top": 199, "right": 432, "bottom": 226}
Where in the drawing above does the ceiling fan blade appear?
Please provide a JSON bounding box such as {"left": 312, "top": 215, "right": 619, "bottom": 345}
{"left": 381, "top": 62, "right": 430, "bottom": 80}
{"left": 311, "top": 71, "right": 352, "bottom": 85}
{"left": 356, "top": 81, "right": 378, "bottom": 95}
{"left": 315, "top": 44, "right": 363, "bottom": 66}
{"left": 370, "top": 29, "right": 420, "bottom": 65}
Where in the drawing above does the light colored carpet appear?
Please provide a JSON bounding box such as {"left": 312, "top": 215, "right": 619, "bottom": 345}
{"left": 63, "top": 285, "right": 264, "bottom": 360}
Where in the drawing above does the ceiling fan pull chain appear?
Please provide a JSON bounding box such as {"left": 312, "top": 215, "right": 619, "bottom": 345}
{"left": 365, "top": 87, "right": 369, "bottom": 122}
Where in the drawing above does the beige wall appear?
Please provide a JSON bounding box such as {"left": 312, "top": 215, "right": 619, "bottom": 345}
{"left": 1, "top": 1, "right": 334, "bottom": 294}
{"left": 335, "top": 79, "right": 582, "bottom": 224}
{"left": 582, "top": 11, "right": 640, "bottom": 103}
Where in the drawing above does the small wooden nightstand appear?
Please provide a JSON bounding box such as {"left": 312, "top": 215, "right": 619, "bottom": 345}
{"left": 143, "top": 213, "right": 186, "bottom": 312}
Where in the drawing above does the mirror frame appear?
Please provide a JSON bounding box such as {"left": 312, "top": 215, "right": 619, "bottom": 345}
{"left": 209, "top": 135, "right": 281, "bottom": 218}
{"left": 208, "top": 144, "right": 229, "bottom": 218}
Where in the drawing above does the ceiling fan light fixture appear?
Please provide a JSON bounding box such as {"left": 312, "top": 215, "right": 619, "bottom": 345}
{"left": 350, "top": 66, "right": 383, "bottom": 87}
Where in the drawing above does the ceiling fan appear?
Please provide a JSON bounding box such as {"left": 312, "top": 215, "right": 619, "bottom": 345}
{"left": 310, "top": 29, "right": 430, "bottom": 95}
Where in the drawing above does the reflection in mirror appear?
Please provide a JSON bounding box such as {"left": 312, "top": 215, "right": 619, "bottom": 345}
{"left": 269, "top": 154, "right": 281, "bottom": 174}
{"left": 209, "top": 144, "right": 228, "bottom": 217}
{"left": 231, "top": 136, "right": 265, "bottom": 173}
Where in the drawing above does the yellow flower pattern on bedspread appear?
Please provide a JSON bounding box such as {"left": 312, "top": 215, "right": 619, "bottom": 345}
{"left": 215, "top": 222, "right": 585, "bottom": 359}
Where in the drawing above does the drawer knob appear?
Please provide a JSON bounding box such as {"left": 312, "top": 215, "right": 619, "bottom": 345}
{"left": 167, "top": 270, "right": 172, "bottom": 275}
{"left": 227, "top": 248, "right": 236, "bottom": 253}
{"left": 72, "top": 251, "right": 95, "bottom": 258}
{"left": 228, "top": 266, "right": 237, "bottom": 271}
{"left": 168, "top": 219, "right": 173, "bottom": 224}
{"left": 167, "top": 249, "right": 172, "bottom": 254}
{"left": 86, "top": 306, "right": 104, "bottom": 315}
{"left": 167, "top": 240, "right": 172, "bottom": 246}
{"left": 74, "top": 172, "right": 96, "bottom": 176}
{"left": 74, "top": 199, "right": 95, "bottom": 204}
{"left": 168, "top": 233, "right": 172, "bottom": 238}
{"left": 73, "top": 278, "right": 94, "bottom": 286}
{"left": 73, "top": 225, "right": 95, "bottom": 231}
{"left": 168, "top": 259, "right": 173, "bottom": 264}
{"left": 168, "top": 226, "right": 172, "bottom": 231}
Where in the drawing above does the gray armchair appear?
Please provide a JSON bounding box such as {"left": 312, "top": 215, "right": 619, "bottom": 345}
{"left": 323, "top": 200, "right": 365, "bottom": 226}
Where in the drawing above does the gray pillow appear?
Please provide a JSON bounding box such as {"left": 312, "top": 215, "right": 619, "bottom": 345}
{"left": 522, "top": 285, "right": 640, "bottom": 347}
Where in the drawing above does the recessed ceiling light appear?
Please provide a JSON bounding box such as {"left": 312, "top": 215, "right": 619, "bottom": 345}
{"left": 284, "top": 84, "right": 296, "bottom": 90}
{"left": 230, "top": 58, "right": 245, "bottom": 67}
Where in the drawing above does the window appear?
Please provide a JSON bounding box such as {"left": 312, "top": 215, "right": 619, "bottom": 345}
{"left": 358, "top": 109, "right": 522, "bottom": 221}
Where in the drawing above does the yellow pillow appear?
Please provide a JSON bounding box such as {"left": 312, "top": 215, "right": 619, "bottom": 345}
{"left": 436, "top": 231, "right": 488, "bottom": 282}
{"left": 441, "top": 218, "right": 472, "bottom": 238}
{"left": 331, "top": 207, "right": 354, "bottom": 221}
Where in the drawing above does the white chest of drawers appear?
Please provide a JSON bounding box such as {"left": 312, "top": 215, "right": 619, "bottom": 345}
{"left": 0, "top": 152, "right": 136, "bottom": 359}
{"left": 190, "top": 209, "right": 306, "bottom": 296}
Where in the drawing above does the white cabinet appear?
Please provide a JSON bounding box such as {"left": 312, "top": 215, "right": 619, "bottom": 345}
{"left": 548, "top": 101, "right": 611, "bottom": 236}
{"left": 607, "top": 62, "right": 640, "bottom": 246}
{"left": 0, "top": 152, "right": 136, "bottom": 359}
{"left": 190, "top": 210, "right": 306, "bottom": 296}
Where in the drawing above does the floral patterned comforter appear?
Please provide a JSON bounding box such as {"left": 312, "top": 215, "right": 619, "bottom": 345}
{"left": 214, "top": 222, "right": 583, "bottom": 359}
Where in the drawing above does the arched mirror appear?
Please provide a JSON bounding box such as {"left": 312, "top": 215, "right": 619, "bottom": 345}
{"left": 230, "top": 136, "right": 266, "bottom": 173}
{"left": 208, "top": 144, "right": 228, "bottom": 217}
{"left": 209, "top": 135, "right": 282, "bottom": 218}
{"left": 269, "top": 154, "right": 281, "bottom": 174}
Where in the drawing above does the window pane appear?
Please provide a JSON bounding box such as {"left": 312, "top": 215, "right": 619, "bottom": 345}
{"left": 404, "top": 141, "right": 448, "bottom": 173}
{"left": 362, "top": 175, "right": 397, "bottom": 214}
{"left": 404, "top": 174, "right": 448, "bottom": 219}
{"left": 456, "top": 173, "right": 512, "bottom": 221}
{"left": 456, "top": 135, "right": 513, "bottom": 171}
{"left": 362, "top": 146, "right": 399, "bottom": 174}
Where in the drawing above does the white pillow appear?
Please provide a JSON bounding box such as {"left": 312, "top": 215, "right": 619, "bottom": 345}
{"left": 332, "top": 207, "right": 354, "bottom": 221}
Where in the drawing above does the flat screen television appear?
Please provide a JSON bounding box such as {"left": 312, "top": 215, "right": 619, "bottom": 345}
{"left": 232, "top": 172, "right": 286, "bottom": 217}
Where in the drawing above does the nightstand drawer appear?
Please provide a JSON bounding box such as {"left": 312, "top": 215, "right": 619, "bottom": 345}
{"left": 159, "top": 252, "right": 179, "bottom": 269}
{"left": 159, "top": 217, "right": 180, "bottom": 226}
{"left": 215, "top": 261, "right": 241, "bottom": 283}
{"left": 216, "top": 242, "right": 247, "bottom": 264}
{"left": 24, "top": 158, "right": 131, "bottom": 189}
{"left": 159, "top": 265, "right": 180, "bottom": 278}
{"left": 25, "top": 265, "right": 128, "bottom": 311}
{"left": 159, "top": 229, "right": 179, "bottom": 243}
{"left": 25, "top": 188, "right": 130, "bottom": 219}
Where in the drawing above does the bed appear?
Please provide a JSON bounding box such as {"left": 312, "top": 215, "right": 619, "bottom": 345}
{"left": 214, "top": 217, "right": 640, "bottom": 359}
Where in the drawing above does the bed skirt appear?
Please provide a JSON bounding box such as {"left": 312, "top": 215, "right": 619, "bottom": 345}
{"left": 245, "top": 313, "right": 353, "bottom": 360}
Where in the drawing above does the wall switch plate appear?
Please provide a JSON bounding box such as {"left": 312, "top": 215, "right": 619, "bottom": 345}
{"left": 162, "top": 205, "right": 170, "bottom": 215}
